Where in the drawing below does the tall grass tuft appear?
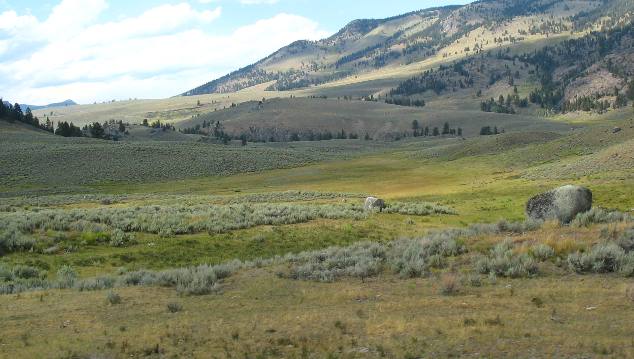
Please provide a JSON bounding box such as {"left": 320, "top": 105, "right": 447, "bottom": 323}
{"left": 438, "top": 273, "right": 461, "bottom": 296}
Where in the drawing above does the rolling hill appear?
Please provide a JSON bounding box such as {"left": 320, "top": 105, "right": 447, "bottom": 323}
{"left": 177, "top": 97, "right": 571, "bottom": 141}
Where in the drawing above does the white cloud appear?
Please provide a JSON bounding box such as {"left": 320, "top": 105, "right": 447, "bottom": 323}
{"left": 0, "top": 1, "right": 329, "bottom": 104}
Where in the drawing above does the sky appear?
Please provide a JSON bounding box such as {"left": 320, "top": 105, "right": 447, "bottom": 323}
{"left": 0, "top": 0, "right": 470, "bottom": 105}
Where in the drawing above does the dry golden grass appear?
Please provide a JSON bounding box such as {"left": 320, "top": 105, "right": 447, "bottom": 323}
{"left": 1, "top": 269, "right": 632, "bottom": 358}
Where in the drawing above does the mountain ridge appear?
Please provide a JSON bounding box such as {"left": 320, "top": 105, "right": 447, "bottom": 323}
{"left": 182, "top": 0, "right": 634, "bottom": 100}
{"left": 2, "top": 99, "right": 77, "bottom": 112}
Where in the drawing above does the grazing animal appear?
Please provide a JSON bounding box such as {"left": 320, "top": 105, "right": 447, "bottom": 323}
{"left": 364, "top": 197, "right": 386, "bottom": 212}
{"left": 526, "top": 185, "right": 592, "bottom": 223}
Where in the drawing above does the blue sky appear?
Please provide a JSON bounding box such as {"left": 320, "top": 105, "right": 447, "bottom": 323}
{"left": 0, "top": 0, "right": 470, "bottom": 104}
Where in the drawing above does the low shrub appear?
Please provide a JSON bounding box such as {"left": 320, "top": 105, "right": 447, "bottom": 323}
{"left": 119, "top": 262, "right": 240, "bottom": 295}
{"left": 617, "top": 228, "right": 634, "bottom": 252}
{"left": 109, "top": 229, "right": 137, "bottom": 247}
{"left": 282, "top": 220, "right": 544, "bottom": 282}
{"left": 572, "top": 208, "right": 632, "bottom": 227}
{"left": 531, "top": 244, "right": 555, "bottom": 261}
{"left": 76, "top": 276, "right": 116, "bottom": 291}
{"left": 79, "top": 231, "right": 110, "bottom": 246}
{"left": 0, "top": 227, "right": 36, "bottom": 254}
{"left": 466, "top": 274, "right": 482, "bottom": 287}
{"left": 0, "top": 219, "right": 546, "bottom": 295}
{"left": 496, "top": 219, "right": 543, "bottom": 234}
{"left": 11, "top": 265, "right": 43, "bottom": 280}
{"left": 167, "top": 302, "right": 183, "bottom": 313}
{"left": 390, "top": 233, "right": 464, "bottom": 278}
{"left": 567, "top": 243, "right": 633, "bottom": 275}
{"left": 285, "top": 242, "right": 386, "bottom": 282}
{"left": 56, "top": 265, "right": 77, "bottom": 289}
{"left": 475, "top": 239, "right": 538, "bottom": 278}
{"left": 384, "top": 202, "right": 457, "bottom": 216}
{"left": 106, "top": 291, "right": 121, "bottom": 305}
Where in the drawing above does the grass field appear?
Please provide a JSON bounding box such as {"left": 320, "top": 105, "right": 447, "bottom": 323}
{"left": 2, "top": 108, "right": 634, "bottom": 357}
{"left": 2, "top": 217, "right": 634, "bottom": 358}
{"left": 2, "top": 272, "right": 633, "bottom": 358}
{"left": 4, "top": 1, "right": 634, "bottom": 356}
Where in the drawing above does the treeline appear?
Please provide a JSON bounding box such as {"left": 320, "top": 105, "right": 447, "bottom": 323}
{"left": 1, "top": 98, "right": 135, "bottom": 140}
{"left": 335, "top": 43, "right": 383, "bottom": 68}
{"left": 56, "top": 120, "right": 130, "bottom": 140}
{"left": 411, "top": 120, "right": 462, "bottom": 138}
{"left": 385, "top": 97, "right": 425, "bottom": 107}
{"left": 394, "top": 60, "right": 480, "bottom": 96}
{"left": 479, "top": 126, "right": 503, "bottom": 136}
{"left": 345, "top": 94, "right": 424, "bottom": 108}
{"left": 0, "top": 99, "right": 52, "bottom": 132}
{"left": 182, "top": 119, "right": 464, "bottom": 145}
{"left": 265, "top": 69, "right": 353, "bottom": 92}
{"left": 142, "top": 119, "right": 175, "bottom": 131}
{"left": 189, "top": 121, "right": 367, "bottom": 145}
{"left": 55, "top": 122, "right": 83, "bottom": 137}
{"left": 391, "top": 69, "right": 448, "bottom": 96}
{"left": 480, "top": 89, "right": 528, "bottom": 114}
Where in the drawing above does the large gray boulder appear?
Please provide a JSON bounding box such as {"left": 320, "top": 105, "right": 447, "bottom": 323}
{"left": 364, "top": 197, "right": 386, "bottom": 212}
{"left": 526, "top": 185, "right": 592, "bottom": 223}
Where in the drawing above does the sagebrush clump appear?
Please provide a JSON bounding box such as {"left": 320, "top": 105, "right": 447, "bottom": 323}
{"left": 567, "top": 243, "right": 634, "bottom": 276}
{"left": 0, "top": 200, "right": 455, "bottom": 243}
{"left": 531, "top": 244, "right": 555, "bottom": 261}
{"left": 571, "top": 208, "right": 632, "bottom": 227}
{"left": 475, "top": 239, "right": 539, "bottom": 278}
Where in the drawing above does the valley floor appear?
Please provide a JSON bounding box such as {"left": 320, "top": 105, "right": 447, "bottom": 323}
{"left": 1, "top": 111, "right": 633, "bottom": 358}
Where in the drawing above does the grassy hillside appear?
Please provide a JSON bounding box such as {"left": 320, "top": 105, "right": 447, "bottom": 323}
{"left": 0, "top": 122, "right": 390, "bottom": 194}
{"left": 32, "top": 91, "right": 274, "bottom": 128}
{"left": 177, "top": 97, "right": 571, "bottom": 140}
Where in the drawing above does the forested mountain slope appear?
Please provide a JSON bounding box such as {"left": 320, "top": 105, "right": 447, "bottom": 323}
{"left": 183, "top": 0, "right": 634, "bottom": 99}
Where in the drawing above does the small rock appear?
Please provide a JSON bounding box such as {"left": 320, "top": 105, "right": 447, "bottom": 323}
{"left": 612, "top": 127, "right": 622, "bottom": 134}
{"left": 364, "top": 197, "right": 386, "bottom": 212}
